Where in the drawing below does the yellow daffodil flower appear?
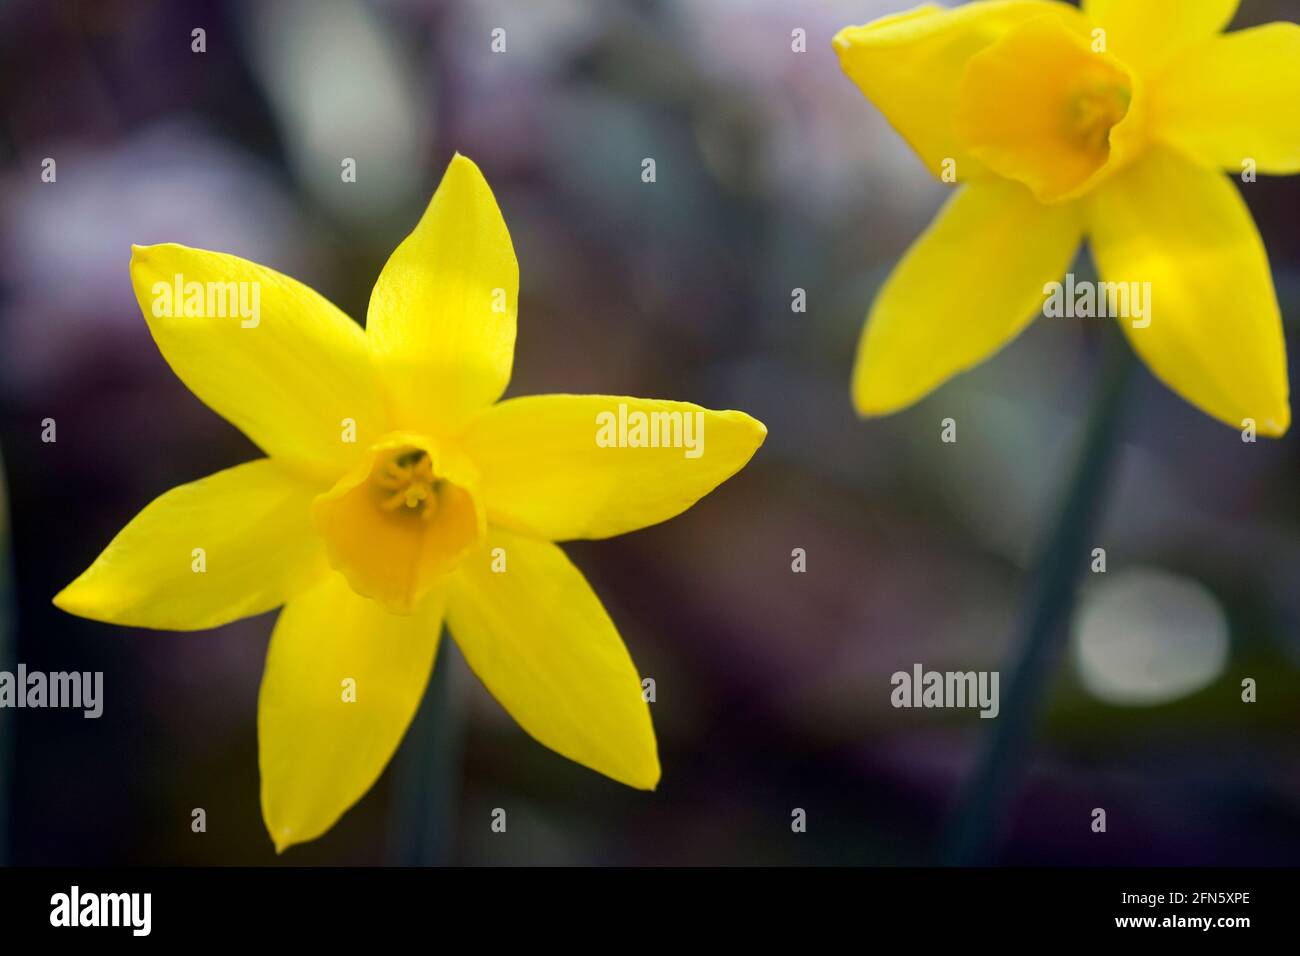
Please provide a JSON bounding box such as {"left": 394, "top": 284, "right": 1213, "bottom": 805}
{"left": 835, "top": 0, "right": 1297, "bottom": 435}
{"left": 53, "top": 154, "right": 766, "bottom": 851}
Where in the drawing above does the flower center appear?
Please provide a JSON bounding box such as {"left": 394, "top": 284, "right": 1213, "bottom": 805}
{"left": 375, "top": 449, "right": 442, "bottom": 519}
{"left": 1067, "top": 79, "right": 1132, "bottom": 154}
{"left": 953, "top": 15, "right": 1142, "bottom": 203}
{"left": 312, "top": 435, "right": 483, "bottom": 614}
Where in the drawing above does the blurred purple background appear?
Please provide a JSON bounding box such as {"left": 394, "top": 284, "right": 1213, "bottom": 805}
{"left": 1, "top": 0, "right": 1299, "bottom": 865}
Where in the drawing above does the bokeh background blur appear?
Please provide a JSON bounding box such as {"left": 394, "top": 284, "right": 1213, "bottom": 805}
{"left": 1, "top": 0, "right": 1299, "bottom": 866}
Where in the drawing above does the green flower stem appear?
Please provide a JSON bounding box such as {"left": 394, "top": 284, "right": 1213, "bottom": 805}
{"left": 940, "top": 334, "right": 1137, "bottom": 865}
{"left": 387, "top": 632, "right": 464, "bottom": 865}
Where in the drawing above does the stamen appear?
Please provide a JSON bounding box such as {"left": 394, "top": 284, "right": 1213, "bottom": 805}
{"left": 1068, "top": 81, "right": 1131, "bottom": 153}
{"left": 373, "top": 448, "right": 441, "bottom": 520}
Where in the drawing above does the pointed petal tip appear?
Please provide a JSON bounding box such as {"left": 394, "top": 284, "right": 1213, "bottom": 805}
{"left": 129, "top": 241, "right": 168, "bottom": 260}
{"left": 851, "top": 383, "right": 915, "bottom": 421}
{"left": 129, "top": 242, "right": 178, "bottom": 277}
{"left": 625, "top": 758, "right": 661, "bottom": 792}
{"left": 447, "top": 151, "right": 482, "bottom": 177}
{"left": 131, "top": 241, "right": 195, "bottom": 265}
{"left": 50, "top": 586, "right": 74, "bottom": 614}
{"left": 713, "top": 409, "right": 767, "bottom": 447}
{"left": 438, "top": 152, "right": 495, "bottom": 200}
{"left": 266, "top": 817, "right": 297, "bottom": 855}
{"left": 51, "top": 578, "right": 95, "bottom": 619}
{"left": 740, "top": 412, "right": 768, "bottom": 445}
{"left": 1259, "top": 405, "right": 1291, "bottom": 438}
{"left": 850, "top": 377, "right": 889, "bottom": 420}
{"left": 631, "top": 735, "right": 661, "bottom": 792}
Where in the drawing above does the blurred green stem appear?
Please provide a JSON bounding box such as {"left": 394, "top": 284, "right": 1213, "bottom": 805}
{"left": 387, "top": 632, "right": 464, "bottom": 865}
{"left": 940, "top": 335, "right": 1136, "bottom": 865}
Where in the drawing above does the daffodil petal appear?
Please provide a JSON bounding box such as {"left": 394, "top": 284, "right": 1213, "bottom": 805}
{"left": 447, "top": 530, "right": 658, "bottom": 789}
{"left": 1153, "top": 23, "right": 1300, "bottom": 175}
{"left": 54, "top": 460, "right": 328, "bottom": 630}
{"left": 459, "top": 395, "right": 765, "bottom": 541}
{"left": 833, "top": 1, "right": 1085, "bottom": 181}
{"left": 852, "top": 177, "right": 1083, "bottom": 415}
{"left": 1083, "top": 0, "right": 1238, "bottom": 76}
{"left": 259, "top": 573, "right": 444, "bottom": 852}
{"left": 366, "top": 154, "right": 518, "bottom": 434}
{"left": 1089, "top": 146, "right": 1290, "bottom": 435}
{"left": 130, "top": 244, "right": 384, "bottom": 476}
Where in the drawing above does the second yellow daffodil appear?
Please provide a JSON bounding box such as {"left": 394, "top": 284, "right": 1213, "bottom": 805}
{"left": 836, "top": 0, "right": 1297, "bottom": 435}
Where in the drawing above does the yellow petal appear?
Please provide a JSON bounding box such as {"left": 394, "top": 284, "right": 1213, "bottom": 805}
{"left": 1083, "top": 0, "right": 1238, "bottom": 77}
{"left": 459, "top": 395, "right": 766, "bottom": 541}
{"left": 366, "top": 153, "right": 518, "bottom": 434}
{"left": 54, "top": 460, "right": 328, "bottom": 630}
{"left": 259, "top": 573, "right": 444, "bottom": 852}
{"left": 833, "top": 1, "right": 1086, "bottom": 181}
{"left": 1088, "top": 146, "right": 1290, "bottom": 435}
{"left": 853, "top": 177, "right": 1083, "bottom": 415}
{"left": 446, "top": 530, "right": 658, "bottom": 789}
{"left": 130, "top": 244, "right": 385, "bottom": 477}
{"left": 954, "top": 14, "right": 1140, "bottom": 203}
{"left": 1152, "top": 23, "right": 1300, "bottom": 175}
{"left": 312, "top": 433, "right": 485, "bottom": 615}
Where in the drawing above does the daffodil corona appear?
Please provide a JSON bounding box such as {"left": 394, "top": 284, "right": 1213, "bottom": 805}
{"left": 836, "top": 0, "right": 1298, "bottom": 435}
{"left": 54, "top": 154, "right": 767, "bottom": 851}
